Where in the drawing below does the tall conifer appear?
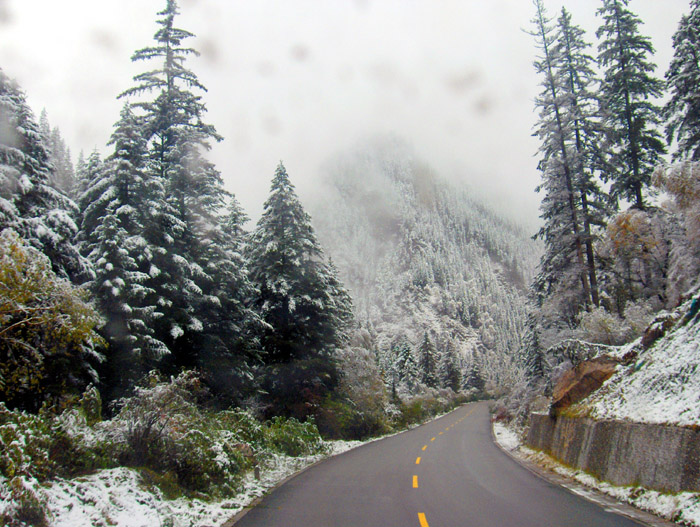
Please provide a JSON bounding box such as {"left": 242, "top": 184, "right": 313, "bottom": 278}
{"left": 596, "top": 0, "right": 666, "bottom": 208}
{"left": 665, "top": 0, "right": 700, "bottom": 161}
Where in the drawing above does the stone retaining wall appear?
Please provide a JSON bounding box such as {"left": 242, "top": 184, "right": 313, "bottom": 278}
{"left": 526, "top": 413, "right": 700, "bottom": 493}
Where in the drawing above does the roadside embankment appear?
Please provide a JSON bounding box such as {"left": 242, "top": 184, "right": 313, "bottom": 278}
{"left": 526, "top": 412, "right": 700, "bottom": 493}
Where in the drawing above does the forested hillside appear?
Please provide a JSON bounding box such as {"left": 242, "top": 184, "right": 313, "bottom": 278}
{"left": 312, "top": 139, "right": 542, "bottom": 395}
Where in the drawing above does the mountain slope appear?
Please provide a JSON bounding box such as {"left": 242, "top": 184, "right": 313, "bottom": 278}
{"left": 311, "top": 139, "right": 541, "bottom": 392}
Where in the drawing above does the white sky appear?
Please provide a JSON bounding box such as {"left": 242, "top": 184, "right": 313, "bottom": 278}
{"left": 0, "top": 0, "right": 689, "bottom": 227}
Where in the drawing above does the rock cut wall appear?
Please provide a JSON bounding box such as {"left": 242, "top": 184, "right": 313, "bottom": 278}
{"left": 527, "top": 413, "right": 700, "bottom": 493}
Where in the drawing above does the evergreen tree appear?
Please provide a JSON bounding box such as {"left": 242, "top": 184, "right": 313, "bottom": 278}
{"left": 118, "top": 0, "right": 240, "bottom": 382}
{"left": 417, "top": 332, "right": 438, "bottom": 388}
{"left": 596, "top": 0, "right": 666, "bottom": 209}
{"left": 530, "top": 0, "right": 593, "bottom": 322}
{"left": 0, "top": 68, "right": 88, "bottom": 283}
{"left": 78, "top": 104, "right": 169, "bottom": 400}
{"left": 463, "top": 358, "right": 485, "bottom": 392}
{"left": 38, "top": 109, "right": 75, "bottom": 195}
{"left": 555, "top": 7, "right": 611, "bottom": 307}
{"left": 247, "top": 162, "right": 352, "bottom": 416}
{"left": 665, "top": 0, "right": 700, "bottom": 161}
{"left": 438, "top": 345, "right": 462, "bottom": 392}
{"left": 393, "top": 336, "right": 418, "bottom": 389}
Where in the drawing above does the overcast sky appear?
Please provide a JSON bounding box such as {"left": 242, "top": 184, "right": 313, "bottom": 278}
{"left": 0, "top": 0, "right": 690, "bottom": 227}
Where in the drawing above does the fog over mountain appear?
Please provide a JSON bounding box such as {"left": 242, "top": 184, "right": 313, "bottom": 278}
{"left": 311, "top": 139, "right": 542, "bottom": 391}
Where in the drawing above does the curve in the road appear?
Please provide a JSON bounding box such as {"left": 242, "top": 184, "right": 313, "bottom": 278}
{"left": 231, "top": 402, "right": 646, "bottom": 527}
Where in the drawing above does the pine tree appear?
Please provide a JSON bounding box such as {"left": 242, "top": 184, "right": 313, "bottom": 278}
{"left": 596, "top": 0, "right": 666, "bottom": 209}
{"left": 530, "top": 0, "right": 594, "bottom": 321}
{"left": 438, "top": 345, "right": 462, "bottom": 392}
{"left": 463, "top": 358, "right": 485, "bottom": 392}
{"left": 556, "top": 7, "right": 610, "bottom": 307}
{"left": 118, "top": 0, "right": 235, "bottom": 377}
{"left": 248, "top": 162, "right": 351, "bottom": 363}
{"left": 665, "top": 0, "right": 700, "bottom": 161}
{"left": 393, "top": 336, "right": 418, "bottom": 389}
{"left": 38, "top": 109, "right": 75, "bottom": 195}
{"left": 417, "top": 332, "right": 438, "bottom": 388}
{"left": 0, "top": 68, "right": 88, "bottom": 283}
{"left": 247, "top": 162, "right": 352, "bottom": 416}
{"left": 78, "top": 104, "right": 169, "bottom": 400}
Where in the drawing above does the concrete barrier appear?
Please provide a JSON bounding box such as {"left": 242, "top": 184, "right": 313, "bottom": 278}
{"left": 526, "top": 413, "right": 700, "bottom": 493}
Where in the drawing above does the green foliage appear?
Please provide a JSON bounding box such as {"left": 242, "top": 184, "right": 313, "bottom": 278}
{"left": 265, "top": 416, "right": 326, "bottom": 457}
{"left": 389, "top": 390, "right": 467, "bottom": 429}
{"left": 0, "top": 229, "right": 105, "bottom": 412}
{"left": 315, "top": 396, "right": 389, "bottom": 440}
{"left": 0, "top": 403, "right": 54, "bottom": 481}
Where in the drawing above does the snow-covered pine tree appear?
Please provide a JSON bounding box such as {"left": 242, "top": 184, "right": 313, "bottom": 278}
{"left": 393, "top": 335, "right": 418, "bottom": 390}
{"left": 530, "top": 0, "right": 593, "bottom": 325}
{"left": 195, "top": 197, "right": 264, "bottom": 406}
{"left": 38, "top": 110, "right": 75, "bottom": 196}
{"left": 665, "top": 0, "right": 700, "bottom": 161}
{"left": 118, "top": 0, "right": 242, "bottom": 380}
{"left": 0, "top": 68, "right": 88, "bottom": 283}
{"left": 463, "top": 357, "right": 485, "bottom": 393}
{"left": 78, "top": 104, "right": 169, "bottom": 400}
{"left": 596, "top": 0, "right": 666, "bottom": 209}
{"left": 417, "top": 332, "right": 438, "bottom": 388}
{"left": 555, "top": 7, "right": 611, "bottom": 307}
{"left": 77, "top": 150, "right": 107, "bottom": 256}
{"left": 247, "top": 162, "right": 352, "bottom": 416}
{"left": 438, "top": 344, "right": 461, "bottom": 392}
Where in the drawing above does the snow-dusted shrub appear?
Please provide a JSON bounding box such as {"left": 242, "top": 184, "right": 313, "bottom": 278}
{"left": 315, "top": 346, "right": 390, "bottom": 439}
{"left": 0, "top": 229, "right": 104, "bottom": 413}
{"left": 577, "top": 307, "right": 630, "bottom": 346}
{"left": 265, "top": 416, "right": 327, "bottom": 457}
{"left": 1, "top": 476, "right": 49, "bottom": 527}
{"left": 315, "top": 395, "right": 389, "bottom": 440}
{"left": 577, "top": 303, "right": 654, "bottom": 346}
{"left": 104, "top": 371, "right": 247, "bottom": 496}
{"left": 217, "top": 408, "right": 267, "bottom": 448}
{"left": 0, "top": 404, "right": 53, "bottom": 526}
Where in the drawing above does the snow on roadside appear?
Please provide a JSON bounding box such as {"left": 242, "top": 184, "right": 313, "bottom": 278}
{"left": 44, "top": 439, "right": 364, "bottom": 527}
{"left": 492, "top": 421, "right": 700, "bottom": 526}
{"left": 492, "top": 421, "right": 521, "bottom": 452}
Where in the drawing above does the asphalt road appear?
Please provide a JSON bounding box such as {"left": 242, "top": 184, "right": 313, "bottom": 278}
{"left": 233, "top": 401, "right": 643, "bottom": 527}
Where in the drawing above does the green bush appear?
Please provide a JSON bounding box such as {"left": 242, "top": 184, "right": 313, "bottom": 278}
{"left": 265, "top": 416, "right": 326, "bottom": 457}
{"left": 315, "top": 396, "right": 389, "bottom": 440}
{"left": 216, "top": 409, "right": 266, "bottom": 448}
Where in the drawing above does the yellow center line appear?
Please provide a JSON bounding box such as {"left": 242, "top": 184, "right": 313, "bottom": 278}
{"left": 430, "top": 437, "right": 436, "bottom": 442}
{"left": 445, "top": 427, "right": 450, "bottom": 431}
{"left": 438, "top": 431, "right": 443, "bottom": 436}
{"left": 418, "top": 512, "right": 430, "bottom": 527}
{"left": 416, "top": 456, "right": 421, "bottom": 465}
{"left": 413, "top": 475, "right": 419, "bottom": 488}
{"left": 422, "top": 445, "right": 427, "bottom": 451}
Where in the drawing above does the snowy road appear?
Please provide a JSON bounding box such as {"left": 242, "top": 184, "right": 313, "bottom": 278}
{"left": 230, "top": 401, "right": 644, "bottom": 527}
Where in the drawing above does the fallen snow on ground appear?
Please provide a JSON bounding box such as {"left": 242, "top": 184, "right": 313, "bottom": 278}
{"left": 586, "top": 315, "right": 700, "bottom": 427}
{"left": 492, "top": 421, "right": 700, "bottom": 526}
{"left": 44, "top": 439, "right": 364, "bottom": 527}
{"left": 492, "top": 421, "right": 520, "bottom": 452}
